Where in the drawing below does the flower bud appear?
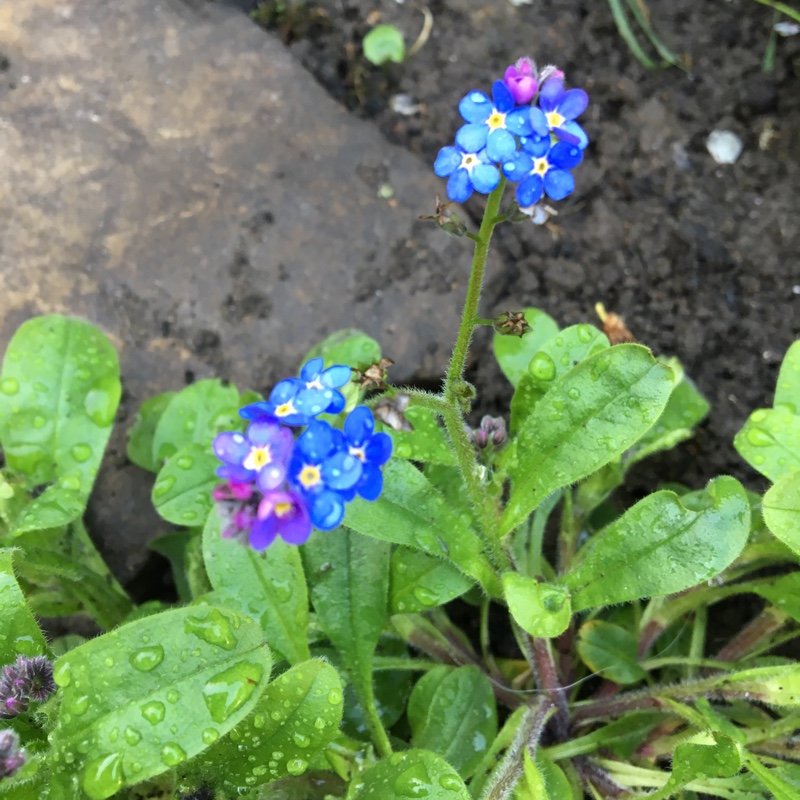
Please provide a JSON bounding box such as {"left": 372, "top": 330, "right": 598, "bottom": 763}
{"left": 419, "top": 195, "right": 468, "bottom": 238}
{"left": 493, "top": 311, "right": 531, "bottom": 338}
{"left": 504, "top": 57, "right": 538, "bottom": 104}
{"left": 0, "top": 729, "right": 25, "bottom": 778}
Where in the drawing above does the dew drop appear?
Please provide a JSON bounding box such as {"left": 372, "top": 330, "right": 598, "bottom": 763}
{"left": 285, "top": 758, "right": 307, "bottom": 776}
{"left": 152, "top": 474, "right": 176, "bottom": 498}
{"left": 746, "top": 428, "right": 773, "bottom": 447}
{"left": 71, "top": 443, "right": 93, "bottom": 463}
{"left": 576, "top": 325, "right": 594, "bottom": 343}
{"left": 129, "top": 645, "right": 165, "bottom": 672}
{"left": 69, "top": 694, "right": 90, "bottom": 716}
{"left": 392, "top": 761, "right": 432, "bottom": 797}
{"left": 176, "top": 455, "right": 194, "bottom": 470}
{"left": 161, "top": 742, "right": 187, "bottom": 767}
{"left": 567, "top": 387, "right": 581, "bottom": 400}
{"left": 327, "top": 688, "right": 343, "bottom": 706}
{"left": 184, "top": 608, "right": 239, "bottom": 650}
{"left": 84, "top": 376, "right": 121, "bottom": 427}
{"left": 314, "top": 716, "right": 327, "bottom": 730}
{"left": 412, "top": 586, "right": 438, "bottom": 607}
{"left": 528, "top": 352, "right": 556, "bottom": 382}
{"left": 141, "top": 700, "right": 166, "bottom": 725}
{"left": 439, "top": 774, "right": 462, "bottom": 791}
{"left": 202, "top": 661, "right": 264, "bottom": 723}
{"left": 750, "top": 409, "right": 768, "bottom": 423}
{"left": 53, "top": 661, "right": 72, "bottom": 687}
{"left": 292, "top": 732, "right": 311, "bottom": 748}
{"left": 202, "top": 728, "right": 220, "bottom": 744}
{"left": 32, "top": 415, "right": 47, "bottom": 429}
{"left": 0, "top": 377, "right": 19, "bottom": 396}
{"left": 81, "top": 752, "right": 123, "bottom": 800}
{"left": 124, "top": 726, "right": 142, "bottom": 745}
{"left": 167, "top": 689, "right": 180, "bottom": 704}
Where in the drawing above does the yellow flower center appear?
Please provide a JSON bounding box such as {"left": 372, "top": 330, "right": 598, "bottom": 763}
{"left": 275, "top": 400, "right": 297, "bottom": 417}
{"left": 299, "top": 465, "right": 321, "bottom": 488}
{"left": 275, "top": 501, "right": 293, "bottom": 518}
{"left": 546, "top": 111, "right": 565, "bottom": 129}
{"left": 487, "top": 112, "right": 506, "bottom": 131}
{"left": 243, "top": 446, "right": 272, "bottom": 471}
{"left": 350, "top": 446, "right": 366, "bottom": 462}
{"left": 533, "top": 158, "right": 550, "bottom": 176}
{"left": 460, "top": 153, "right": 479, "bottom": 172}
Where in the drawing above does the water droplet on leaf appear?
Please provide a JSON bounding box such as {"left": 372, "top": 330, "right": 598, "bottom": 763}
{"left": 129, "top": 645, "right": 164, "bottom": 672}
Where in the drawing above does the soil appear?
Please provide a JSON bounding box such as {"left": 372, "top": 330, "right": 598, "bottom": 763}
{"left": 224, "top": 0, "right": 800, "bottom": 497}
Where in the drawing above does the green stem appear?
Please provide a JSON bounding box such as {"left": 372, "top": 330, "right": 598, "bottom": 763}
{"left": 358, "top": 679, "right": 393, "bottom": 758}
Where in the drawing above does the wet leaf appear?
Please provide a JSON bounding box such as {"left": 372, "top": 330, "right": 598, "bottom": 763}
{"left": 516, "top": 750, "right": 574, "bottom": 800}
{"left": 194, "top": 659, "right": 342, "bottom": 788}
{"left": 347, "top": 748, "right": 470, "bottom": 800}
{"left": 48, "top": 606, "right": 271, "bottom": 799}
{"left": 775, "top": 340, "right": 800, "bottom": 413}
{"left": 0, "top": 315, "right": 121, "bottom": 533}
{"left": 389, "top": 546, "right": 474, "bottom": 614}
{"left": 0, "top": 549, "right": 49, "bottom": 663}
{"left": 493, "top": 307, "right": 560, "bottom": 388}
{"left": 503, "top": 574, "right": 571, "bottom": 638}
{"left": 576, "top": 620, "right": 645, "bottom": 684}
{"left": 151, "top": 379, "right": 240, "bottom": 466}
{"left": 204, "top": 513, "right": 310, "bottom": 664}
{"left": 126, "top": 392, "right": 176, "bottom": 473}
{"left": 564, "top": 477, "right": 750, "bottom": 610}
{"left": 363, "top": 24, "right": 406, "bottom": 65}
{"left": 510, "top": 324, "right": 609, "bottom": 433}
{"left": 151, "top": 443, "right": 218, "bottom": 527}
{"left": 502, "top": 345, "right": 674, "bottom": 535}
{"left": 408, "top": 665, "right": 497, "bottom": 779}
{"left": 734, "top": 407, "right": 800, "bottom": 482}
{"left": 381, "top": 406, "right": 456, "bottom": 465}
{"left": 763, "top": 471, "right": 800, "bottom": 559}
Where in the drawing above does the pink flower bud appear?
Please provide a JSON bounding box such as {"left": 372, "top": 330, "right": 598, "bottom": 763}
{"left": 503, "top": 57, "right": 538, "bottom": 105}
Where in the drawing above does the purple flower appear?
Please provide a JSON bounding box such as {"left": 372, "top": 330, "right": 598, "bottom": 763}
{"left": 340, "top": 406, "right": 393, "bottom": 501}
{"left": 455, "top": 80, "right": 534, "bottom": 162}
{"left": 240, "top": 359, "right": 351, "bottom": 426}
{"left": 213, "top": 420, "right": 293, "bottom": 493}
{"left": 250, "top": 489, "right": 312, "bottom": 549}
{"left": 434, "top": 145, "right": 500, "bottom": 203}
{"left": 0, "top": 730, "right": 25, "bottom": 778}
{"left": 0, "top": 655, "right": 55, "bottom": 719}
{"left": 503, "top": 57, "right": 538, "bottom": 105}
{"left": 213, "top": 480, "right": 258, "bottom": 542}
{"left": 531, "top": 77, "right": 589, "bottom": 149}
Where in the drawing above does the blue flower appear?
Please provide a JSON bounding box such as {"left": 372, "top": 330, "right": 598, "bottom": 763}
{"left": 340, "top": 406, "right": 392, "bottom": 501}
{"left": 503, "top": 140, "right": 584, "bottom": 207}
{"left": 531, "top": 78, "right": 589, "bottom": 149}
{"left": 288, "top": 420, "right": 362, "bottom": 530}
{"left": 251, "top": 489, "right": 312, "bottom": 549}
{"left": 240, "top": 358, "right": 351, "bottom": 426}
{"left": 213, "top": 420, "right": 294, "bottom": 492}
{"left": 455, "top": 80, "right": 534, "bottom": 162}
{"left": 434, "top": 145, "right": 499, "bottom": 203}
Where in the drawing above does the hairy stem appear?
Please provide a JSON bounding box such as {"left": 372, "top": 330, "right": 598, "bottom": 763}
{"left": 714, "top": 606, "right": 789, "bottom": 662}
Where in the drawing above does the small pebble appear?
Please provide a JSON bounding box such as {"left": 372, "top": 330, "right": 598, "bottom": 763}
{"left": 707, "top": 130, "right": 743, "bottom": 165}
{"left": 774, "top": 21, "right": 800, "bottom": 37}
{"left": 389, "top": 94, "right": 421, "bottom": 116}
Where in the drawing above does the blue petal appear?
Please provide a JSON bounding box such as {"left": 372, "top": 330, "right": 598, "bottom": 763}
{"left": 517, "top": 174, "right": 544, "bottom": 207}
{"left": 458, "top": 90, "right": 492, "bottom": 123}
{"left": 520, "top": 134, "right": 551, "bottom": 159}
{"left": 434, "top": 146, "right": 461, "bottom": 177}
{"left": 447, "top": 170, "right": 473, "bottom": 203}
{"left": 506, "top": 108, "right": 533, "bottom": 137}
{"left": 256, "top": 461, "right": 288, "bottom": 492}
{"left": 295, "top": 386, "right": 335, "bottom": 417}
{"left": 270, "top": 379, "right": 302, "bottom": 404}
{"left": 549, "top": 141, "right": 583, "bottom": 170}
{"left": 502, "top": 151, "right": 533, "bottom": 182}
{"left": 544, "top": 169, "right": 575, "bottom": 201}
{"left": 538, "top": 78, "right": 564, "bottom": 112}
{"left": 216, "top": 463, "right": 254, "bottom": 482}
{"left": 247, "top": 420, "right": 281, "bottom": 447}
{"left": 455, "top": 123, "right": 488, "bottom": 154}
{"left": 558, "top": 88, "right": 589, "bottom": 120}
{"left": 248, "top": 517, "right": 278, "bottom": 550}
{"left": 529, "top": 107, "right": 549, "bottom": 137}
{"left": 310, "top": 491, "right": 345, "bottom": 531}
{"left": 553, "top": 127, "right": 581, "bottom": 147}
{"left": 358, "top": 463, "right": 384, "bottom": 501}
{"left": 324, "top": 390, "right": 346, "bottom": 415}
{"left": 561, "top": 121, "right": 589, "bottom": 150}
{"left": 491, "top": 80, "right": 514, "bottom": 113}
{"left": 300, "top": 357, "right": 324, "bottom": 382}
{"left": 344, "top": 405, "right": 375, "bottom": 446}
{"left": 320, "top": 364, "right": 351, "bottom": 389}
{"left": 471, "top": 164, "right": 500, "bottom": 194}
{"left": 365, "top": 431, "right": 393, "bottom": 465}
{"left": 239, "top": 402, "right": 276, "bottom": 421}
{"left": 213, "top": 431, "right": 250, "bottom": 466}
{"left": 486, "top": 128, "right": 517, "bottom": 162}
{"left": 322, "top": 451, "right": 362, "bottom": 491}
{"left": 297, "top": 420, "right": 335, "bottom": 463}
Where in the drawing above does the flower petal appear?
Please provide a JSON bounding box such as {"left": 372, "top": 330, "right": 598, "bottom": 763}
{"left": 471, "top": 163, "right": 500, "bottom": 194}
{"left": 455, "top": 123, "right": 488, "bottom": 154}
{"left": 529, "top": 107, "right": 550, "bottom": 138}
{"left": 502, "top": 150, "right": 533, "bottom": 182}
{"left": 517, "top": 174, "right": 544, "bottom": 207}
{"left": 358, "top": 463, "right": 384, "bottom": 501}
{"left": 216, "top": 464, "right": 254, "bottom": 482}
{"left": 506, "top": 108, "right": 533, "bottom": 137}
{"left": 447, "top": 170, "right": 473, "bottom": 203}
{"left": 491, "top": 79, "right": 515, "bottom": 113}
{"left": 520, "top": 133, "right": 551, "bottom": 159}
{"left": 270, "top": 378, "right": 303, "bottom": 404}
{"left": 344, "top": 405, "right": 375, "bottom": 446}
{"left": 239, "top": 402, "right": 276, "bottom": 422}
{"left": 297, "top": 420, "right": 334, "bottom": 463}
{"left": 310, "top": 491, "right": 345, "bottom": 531}
{"left": 322, "top": 451, "right": 362, "bottom": 491}
{"left": 213, "top": 432, "right": 250, "bottom": 466}
{"left": 249, "top": 516, "right": 278, "bottom": 550}
{"left": 323, "top": 391, "right": 346, "bottom": 415}
{"left": 320, "top": 364, "right": 351, "bottom": 389}
{"left": 458, "top": 90, "right": 492, "bottom": 123}
{"left": 255, "top": 461, "right": 288, "bottom": 492}
{"left": 486, "top": 128, "right": 517, "bottom": 162}
{"left": 300, "top": 357, "right": 324, "bottom": 382}
{"left": 560, "top": 121, "right": 589, "bottom": 150}
{"left": 549, "top": 141, "right": 583, "bottom": 170}
{"left": 538, "top": 78, "right": 564, "bottom": 112}
{"left": 558, "top": 88, "right": 589, "bottom": 120}
{"left": 434, "top": 146, "right": 461, "bottom": 177}
{"left": 365, "top": 431, "right": 393, "bottom": 465}
{"left": 295, "top": 387, "right": 337, "bottom": 417}
{"left": 544, "top": 168, "right": 575, "bottom": 201}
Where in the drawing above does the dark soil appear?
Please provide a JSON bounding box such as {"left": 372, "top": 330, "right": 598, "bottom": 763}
{"left": 225, "top": 0, "right": 800, "bottom": 496}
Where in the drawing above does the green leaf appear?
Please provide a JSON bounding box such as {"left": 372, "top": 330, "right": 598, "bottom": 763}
{"left": 502, "top": 345, "right": 674, "bottom": 535}
{"left": 754, "top": 572, "right": 800, "bottom": 621}
{"left": 389, "top": 546, "right": 474, "bottom": 613}
{"left": 126, "top": 392, "right": 176, "bottom": 472}
{"left": 48, "top": 606, "right": 271, "bottom": 799}
{"left": 510, "top": 324, "right": 609, "bottom": 433}
{"left": 744, "top": 753, "right": 800, "bottom": 800}
{"left": 0, "top": 315, "right": 121, "bottom": 532}
{"left": 408, "top": 666, "right": 497, "bottom": 779}
{"left": 503, "top": 574, "right": 571, "bottom": 638}
{"left": 194, "top": 658, "right": 343, "bottom": 788}
{"left": 511, "top": 491, "right": 562, "bottom": 579}
{"left": 775, "top": 340, "right": 800, "bottom": 413}
{"left": 347, "top": 748, "right": 470, "bottom": 800}
{"left": 0, "top": 549, "right": 49, "bottom": 663}
{"left": 303, "top": 329, "right": 381, "bottom": 368}
{"left": 763, "top": 471, "right": 800, "bottom": 558}
{"left": 151, "top": 443, "right": 218, "bottom": 527}
{"left": 151, "top": 378, "right": 240, "bottom": 465}
{"left": 203, "top": 513, "right": 310, "bottom": 664}
{"left": 516, "top": 751, "right": 574, "bottom": 800}
{"left": 362, "top": 24, "right": 405, "bottom": 65}
{"left": 627, "top": 361, "right": 709, "bottom": 465}
{"left": 345, "top": 459, "right": 501, "bottom": 596}
{"left": 493, "top": 308, "right": 560, "bottom": 388}
{"left": 382, "top": 406, "right": 456, "bottom": 465}
{"left": 303, "top": 527, "right": 389, "bottom": 724}
{"left": 713, "top": 663, "right": 800, "bottom": 706}
{"left": 564, "top": 477, "right": 750, "bottom": 611}
{"left": 576, "top": 620, "right": 645, "bottom": 684}
{"left": 734, "top": 407, "right": 800, "bottom": 482}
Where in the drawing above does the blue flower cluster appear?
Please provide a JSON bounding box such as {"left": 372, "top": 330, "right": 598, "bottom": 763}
{"left": 212, "top": 358, "right": 392, "bottom": 550}
{"left": 434, "top": 57, "right": 589, "bottom": 212}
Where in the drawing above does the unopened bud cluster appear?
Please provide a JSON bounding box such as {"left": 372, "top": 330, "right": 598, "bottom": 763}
{"left": 0, "top": 655, "right": 56, "bottom": 719}
{"left": 0, "top": 730, "right": 25, "bottom": 778}
{"left": 466, "top": 415, "right": 507, "bottom": 449}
